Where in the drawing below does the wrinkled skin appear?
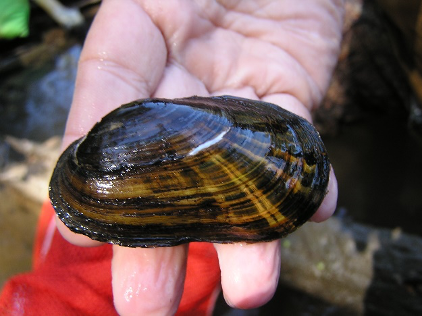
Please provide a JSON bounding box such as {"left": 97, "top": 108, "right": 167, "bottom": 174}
{"left": 56, "top": 0, "right": 342, "bottom": 314}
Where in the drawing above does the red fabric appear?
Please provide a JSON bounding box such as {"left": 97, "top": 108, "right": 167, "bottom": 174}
{"left": 0, "top": 201, "right": 221, "bottom": 315}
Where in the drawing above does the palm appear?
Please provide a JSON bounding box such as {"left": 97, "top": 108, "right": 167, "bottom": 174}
{"left": 147, "top": 0, "right": 341, "bottom": 109}
{"left": 57, "top": 1, "right": 342, "bottom": 315}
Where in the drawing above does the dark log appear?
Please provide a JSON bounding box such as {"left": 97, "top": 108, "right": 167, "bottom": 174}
{"left": 279, "top": 217, "right": 422, "bottom": 315}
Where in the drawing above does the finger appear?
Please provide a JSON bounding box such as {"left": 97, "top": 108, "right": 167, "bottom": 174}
{"left": 54, "top": 218, "right": 103, "bottom": 246}
{"left": 210, "top": 91, "right": 335, "bottom": 310}
{"left": 63, "top": 0, "right": 167, "bottom": 149}
{"left": 112, "top": 245, "right": 188, "bottom": 316}
{"left": 153, "top": 63, "right": 209, "bottom": 98}
{"left": 212, "top": 86, "right": 259, "bottom": 100}
{"left": 214, "top": 240, "right": 281, "bottom": 309}
{"left": 310, "top": 167, "right": 338, "bottom": 222}
{"left": 262, "top": 93, "right": 313, "bottom": 122}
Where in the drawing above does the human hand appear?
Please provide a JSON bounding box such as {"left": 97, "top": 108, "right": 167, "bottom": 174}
{"left": 56, "top": 0, "right": 342, "bottom": 314}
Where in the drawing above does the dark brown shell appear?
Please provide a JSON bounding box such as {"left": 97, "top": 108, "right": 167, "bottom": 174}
{"left": 49, "top": 96, "right": 330, "bottom": 247}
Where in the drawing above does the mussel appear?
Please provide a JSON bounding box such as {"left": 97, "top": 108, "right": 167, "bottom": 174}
{"left": 49, "top": 96, "right": 330, "bottom": 247}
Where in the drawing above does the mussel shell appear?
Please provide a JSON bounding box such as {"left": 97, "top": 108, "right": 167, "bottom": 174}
{"left": 49, "top": 96, "right": 330, "bottom": 247}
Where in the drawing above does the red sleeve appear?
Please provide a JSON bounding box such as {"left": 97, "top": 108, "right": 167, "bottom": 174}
{"left": 0, "top": 201, "right": 221, "bottom": 315}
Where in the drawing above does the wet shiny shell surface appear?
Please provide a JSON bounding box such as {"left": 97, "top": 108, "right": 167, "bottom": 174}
{"left": 49, "top": 96, "right": 330, "bottom": 247}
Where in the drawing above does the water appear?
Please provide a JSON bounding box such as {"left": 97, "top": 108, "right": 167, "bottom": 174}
{"left": 0, "top": 45, "right": 81, "bottom": 141}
